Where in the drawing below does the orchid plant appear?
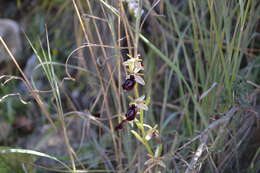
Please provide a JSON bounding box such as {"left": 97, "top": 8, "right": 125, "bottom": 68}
{"left": 116, "top": 54, "right": 165, "bottom": 172}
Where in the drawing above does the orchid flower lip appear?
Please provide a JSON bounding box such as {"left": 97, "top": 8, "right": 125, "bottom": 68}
{"left": 125, "top": 104, "right": 137, "bottom": 121}
{"left": 122, "top": 75, "right": 136, "bottom": 91}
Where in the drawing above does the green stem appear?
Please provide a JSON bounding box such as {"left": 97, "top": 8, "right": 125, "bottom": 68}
{"left": 139, "top": 110, "right": 145, "bottom": 137}
{"left": 134, "top": 83, "right": 139, "bottom": 98}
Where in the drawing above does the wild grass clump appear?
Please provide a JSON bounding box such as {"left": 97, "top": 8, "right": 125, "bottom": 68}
{"left": 0, "top": 0, "right": 259, "bottom": 173}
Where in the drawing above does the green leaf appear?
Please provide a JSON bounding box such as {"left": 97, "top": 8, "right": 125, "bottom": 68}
{"left": 0, "top": 147, "right": 70, "bottom": 172}
{"left": 0, "top": 147, "right": 35, "bottom": 173}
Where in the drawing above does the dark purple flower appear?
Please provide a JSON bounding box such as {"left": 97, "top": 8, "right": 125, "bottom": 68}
{"left": 122, "top": 75, "right": 136, "bottom": 91}
{"left": 115, "top": 104, "right": 137, "bottom": 131}
{"left": 125, "top": 104, "right": 137, "bottom": 121}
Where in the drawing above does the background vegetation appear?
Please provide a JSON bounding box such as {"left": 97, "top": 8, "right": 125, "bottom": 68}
{"left": 0, "top": 0, "right": 259, "bottom": 173}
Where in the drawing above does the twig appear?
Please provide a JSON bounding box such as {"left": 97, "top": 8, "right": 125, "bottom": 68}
{"left": 184, "top": 107, "right": 240, "bottom": 173}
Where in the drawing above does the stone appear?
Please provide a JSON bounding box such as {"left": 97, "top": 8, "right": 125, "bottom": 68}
{"left": 0, "top": 19, "right": 22, "bottom": 62}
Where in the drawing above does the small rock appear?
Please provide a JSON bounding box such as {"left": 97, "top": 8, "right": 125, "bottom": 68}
{"left": 0, "top": 19, "right": 22, "bottom": 63}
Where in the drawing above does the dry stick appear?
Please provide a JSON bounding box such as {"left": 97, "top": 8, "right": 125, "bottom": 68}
{"left": 120, "top": 2, "right": 134, "bottom": 55}
{"left": 117, "top": 3, "right": 122, "bottom": 171}
{"left": 98, "top": 0, "right": 123, "bottom": 114}
{"left": 184, "top": 107, "right": 240, "bottom": 173}
{"left": 89, "top": 0, "right": 123, "bottom": 139}
{"left": 72, "top": 0, "right": 116, "bottom": 171}
{"left": 0, "top": 37, "right": 57, "bottom": 131}
{"left": 185, "top": 134, "right": 208, "bottom": 173}
{"left": 177, "top": 107, "right": 240, "bottom": 152}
